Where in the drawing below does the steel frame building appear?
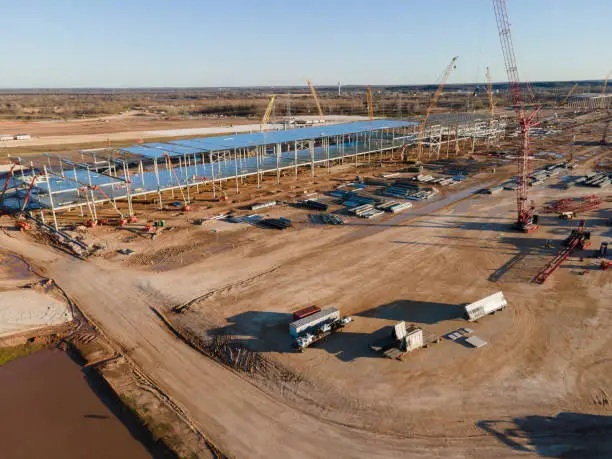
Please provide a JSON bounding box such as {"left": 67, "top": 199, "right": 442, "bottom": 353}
{"left": 1, "top": 117, "right": 507, "bottom": 230}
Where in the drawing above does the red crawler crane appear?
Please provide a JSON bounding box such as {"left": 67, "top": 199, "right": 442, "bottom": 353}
{"left": 492, "top": 0, "right": 541, "bottom": 232}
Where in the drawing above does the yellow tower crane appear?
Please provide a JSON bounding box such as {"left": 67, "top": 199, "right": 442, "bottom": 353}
{"left": 306, "top": 79, "right": 324, "bottom": 122}
{"left": 560, "top": 82, "right": 578, "bottom": 106}
{"left": 366, "top": 88, "right": 374, "bottom": 120}
{"left": 417, "top": 56, "right": 458, "bottom": 159}
{"left": 260, "top": 95, "right": 276, "bottom": 132}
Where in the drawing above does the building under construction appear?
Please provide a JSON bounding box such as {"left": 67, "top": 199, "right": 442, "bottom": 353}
{"left": 0, "top": 117, "right": 507, "bottom": 229}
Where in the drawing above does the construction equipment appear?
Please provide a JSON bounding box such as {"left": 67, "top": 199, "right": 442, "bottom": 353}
{"left": 19, "top": 174, "right": 40, "bottom": 213}
{"left": 542, "top": 195, "right": 602, "bottom": 217}
{"left": 560, "top": 82, "right": 578, "bottom": 106}
{"left": 306, "top": 79, "right": 324, "bottom": 122}
{"left": 534, "top": 220, "right": 591, "bottom": 284}
{"left": 0, "top": 161, "right": 20, "bottom": 206}
{"left": 366, "top": 87, "right": 374, "bottom": 120}
{"left": 416, "top": 56, "right": 458, "bottom": 159}
{"left": 260, "top": 95, "right": 276, "bottom": 132}
{"left": 492, "top": 0, "right": 540, "bottom": 232}
{"left": 486, "top": 67, "right": 495, "bottom": 121}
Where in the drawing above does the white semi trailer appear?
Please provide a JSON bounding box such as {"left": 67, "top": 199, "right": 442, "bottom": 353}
{"left": 464, "top": 291, "right": 508, "bottom": 321}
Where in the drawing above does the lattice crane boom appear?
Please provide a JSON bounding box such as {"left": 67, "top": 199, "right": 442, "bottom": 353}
{"left": 417, "top": 56, "right": 458, "bottom": 158}
{"left": 306, "top": 80, "right": 324, "bottom": 121}
{"left": 366, "top": 88, "right": 374, "bottom": 120}
{"left": 560, "top": 82, "right": 578, "bottom": 106}
{"left": 486, "top": 66, "right": 495, "bottom": 123}
{"left": 492, "top": 0, "right": 539, "bottom": 230}
{"left": 260, "top": 95, "right": 276, "bottom": 132}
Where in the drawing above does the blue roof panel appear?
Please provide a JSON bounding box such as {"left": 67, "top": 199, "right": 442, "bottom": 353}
{"left": 123, "top": 120, "right": 416, "bottom": 158}
{"left": 144, "top": 142, "right": 204, "bottom": 155}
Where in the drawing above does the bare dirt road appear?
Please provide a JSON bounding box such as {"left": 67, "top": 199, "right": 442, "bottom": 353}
{"left": 2, "top": 168, "right": 611, "bottom": 458}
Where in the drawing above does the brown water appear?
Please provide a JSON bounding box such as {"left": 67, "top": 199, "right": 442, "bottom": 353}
{"left": 0, "top": 349, "right": 158, "bottom": 459}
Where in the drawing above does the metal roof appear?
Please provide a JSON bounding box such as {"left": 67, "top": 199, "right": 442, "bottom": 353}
{"left": 121, "top": 120, "right": 416, "bottom": 158}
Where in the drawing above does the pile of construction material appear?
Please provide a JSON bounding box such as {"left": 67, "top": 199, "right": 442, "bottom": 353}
{"left": 581, "top": 172, "right": 611, "bottom": 188}
{"left": 348, "top": 203, "right": 384, "bottom": 219}
{"left": 375, "top": 200, "right": 413, "bottom": 213}
{"left": 542, "top": 195, "right": 602, "bottom": 217}
{"left": 289, "top": 306, "right": 353, "bottom": 351}
{"left": 528, "top": 162, "right": 570, "bottom": 186}
{"left": 300, "top": 199, "right": 329, "bottom": 211}
{"left": 379, "top": 182, "right": 438, "bottom": 201}
{"left": 250, "top": 201, "right": 277, "bottom": 211}
{"left": 260, "top": 217, "right": 292, "bottom": 230}
{"left": 319, "top": 214, "right": 344, "bottom": 225}
{"left": 370, "top": 321, "right": 424, "bottom": 360}
{"left": 416, "top": 174, "right": 458, "bottom": 186}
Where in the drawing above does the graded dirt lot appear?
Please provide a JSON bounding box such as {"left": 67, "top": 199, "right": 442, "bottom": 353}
{"left": 2, "top": 137, "right": 611, "bottom": 458}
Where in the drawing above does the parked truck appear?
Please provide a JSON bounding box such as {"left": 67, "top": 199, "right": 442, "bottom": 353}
{"left": 289, "top": 307, "right": 352, "bottom": 351}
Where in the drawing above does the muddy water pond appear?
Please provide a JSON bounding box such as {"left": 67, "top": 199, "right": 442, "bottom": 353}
{"left": 0, "top": 349, "right": 158, "bottom": 459}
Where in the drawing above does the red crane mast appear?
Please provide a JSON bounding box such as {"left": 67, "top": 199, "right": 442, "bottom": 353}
{"left": 492, "top": 0, "right": 540, "bottom": 232}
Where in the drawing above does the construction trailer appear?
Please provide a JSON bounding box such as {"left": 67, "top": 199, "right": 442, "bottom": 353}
{"left": 370, "top": 321, "right": 424, "bottom": 359}
{"left": 464, "top": 291, "right": 508, "bottom": 321}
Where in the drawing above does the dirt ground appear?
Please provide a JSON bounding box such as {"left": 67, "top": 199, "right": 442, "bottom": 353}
{"left": 0, "top": 111, "right": 249, "bottom": 138}
{"left": 1, "top": 118, "right": 611, "bottom": 457}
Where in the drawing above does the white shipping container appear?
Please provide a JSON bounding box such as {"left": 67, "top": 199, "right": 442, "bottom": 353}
{"left": 289, "top": 307, "right": 340, "bottom": 337}
{"left": 464, "top": 291, "right": 507, "bottom": 321}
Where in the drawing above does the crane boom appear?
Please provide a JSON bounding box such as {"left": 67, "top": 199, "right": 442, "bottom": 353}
{"left": 366, "top": 88, "right": 374, "bottom": 120}
{"left": 417, "top": 56, "right": 458, "bottom": 158}
{"left": 261, "top": 95, "right": 276, "bottom": 132}
{"left": 486, "top": 67, "right": 495, "bottom": 121}
{"left": 492, "top": 0, "right": 539, "bottom": 231}
{"left": 306, "top": 80, "right": 324, "bottom": 121}
{"left": 0, "top": 161, "right": 19, "bottom": 205}
{"left": 601, "top": 70, "right": 611, "bottom": 110}
{"left": 560, "top": 82, "right": 578, "bottom": 106}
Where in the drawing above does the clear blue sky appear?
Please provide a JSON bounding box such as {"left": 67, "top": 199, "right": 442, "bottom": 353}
{"left": 2, "top": 0, "right": 610, "bottom": 87}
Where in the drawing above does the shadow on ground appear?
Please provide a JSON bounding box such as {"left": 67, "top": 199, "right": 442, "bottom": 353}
{"left": 358, "top": 299, "right": 465, "bottom": 324}
{"left": 478, "top": 412, "right": 612, "bottom": 458}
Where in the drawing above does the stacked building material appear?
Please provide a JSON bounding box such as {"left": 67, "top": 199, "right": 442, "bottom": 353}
{"left": 250, "top": 201, "right": 277, "bottom": 211}
{"left": 388, "top": 202, "right": 413, "bottom": 213}
{"left": 348, "top": 203, "right": 383, "bottom": 219}
{"left": 375, "top": 201, "right": 399, "bottom": 212}
{"left": 375, "top": 200, "right": 413, "bottom": 213}
{"left": 320, "top": 214, "right": 344, "bottom": 225}
{"left": 300, "top": 199, "right": 329, "bottom": 211}
{"left": 260, "top": 217, "right": 292, "bottom": 229}
{"left": 582, "top": 172, "right": 611, "bottom": 188}
{"left": 541, "top": 195, "right": 602, "bottom": 214}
